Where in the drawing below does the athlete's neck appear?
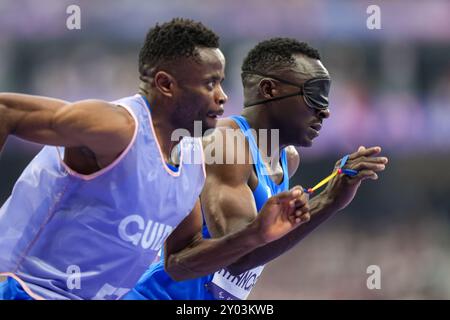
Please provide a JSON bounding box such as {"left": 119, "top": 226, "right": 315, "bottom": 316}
{"left": 241, "top": 107, "right": 286, "bottom": 162}
{"left": 140, "top": 89, "right": 181, "bottom": 164}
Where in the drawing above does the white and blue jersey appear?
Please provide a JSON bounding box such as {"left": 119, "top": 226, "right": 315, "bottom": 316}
{"left": 124, "top": 115, "right": 289, "bottom": 300}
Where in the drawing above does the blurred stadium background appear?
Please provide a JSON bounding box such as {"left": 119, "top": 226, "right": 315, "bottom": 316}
{"left": 0, "top": 0, "right": 449, "bottom": 299}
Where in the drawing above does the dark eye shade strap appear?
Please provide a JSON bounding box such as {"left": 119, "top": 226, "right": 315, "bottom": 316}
{"left": 242, "top": 70, "right": 330, "bottom": 109}
{"left": 241, "top": 70, "right": 304, "bottom": 88}
{"left": 244, "top": 91, "right": 303, "bottom": 108}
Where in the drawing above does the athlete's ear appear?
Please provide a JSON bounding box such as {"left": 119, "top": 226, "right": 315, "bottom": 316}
{"left": 154, "top": 71, "right": 176, "bottom": 98}
{"left": 259, "top": 79, "right": 277, "bottom": 99}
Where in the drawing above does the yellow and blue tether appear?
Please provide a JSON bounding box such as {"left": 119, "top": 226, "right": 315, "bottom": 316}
{"left": 304, "top": 154, "right": 358, "bottom": 194}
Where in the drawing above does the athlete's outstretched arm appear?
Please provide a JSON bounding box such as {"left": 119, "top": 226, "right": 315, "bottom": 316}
{"left": 0, "top": 94, "right": 66, "bottom": 153}
{"left": 0, "top": 93, "right": 135, "bottom": 160}
{"left": 226, "top": 146, "right": 389, "bottom": 274}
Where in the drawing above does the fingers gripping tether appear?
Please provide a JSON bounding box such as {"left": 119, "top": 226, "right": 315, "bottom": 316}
{"left": 303, "top": 154, "right": 358, "bottom": 195}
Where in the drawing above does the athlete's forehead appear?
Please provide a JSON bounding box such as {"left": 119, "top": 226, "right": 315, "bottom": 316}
{"left": 174, "top": 47, "right": 225, "bottom": 82}
{"left": 287, "top": 54, "right": 329, "bottom": 83}
{"left": 195, "top": 47, "right": 226, "bottom": 76}
{"left": 196, "top": 47, "right": 225, "bottom": 66}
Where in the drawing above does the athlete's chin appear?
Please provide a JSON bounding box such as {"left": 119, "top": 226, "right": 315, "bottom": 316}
{"left": 296, "top": 135, "right": 314, "bottom": 147}
{"left": 204, "top": 116, "right": 218, "bottom": 132}
{"left": 301, "top": 130, "right": 321, "bottom": 147}
{"left": 302, "top": 139, "right": 313, "bottom": 147}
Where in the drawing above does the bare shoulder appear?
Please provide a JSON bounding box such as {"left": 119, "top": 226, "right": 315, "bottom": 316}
{"left": 58, "top": 99, "right": 134, "bottom": 127}
{"left": 57, "top": 99, "right": 136, "bottom": 159}
{"left": 72, "top": 99, "right": 134, "bottom": 123}
{"left": 202, "top": 117, "right": 252, "bottom": 186}
{"left": 285, "top": 145, "right": 300, "bottom": 178}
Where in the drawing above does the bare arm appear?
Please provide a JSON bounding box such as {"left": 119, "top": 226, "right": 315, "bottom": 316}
{"left": 0, "top": 94, "right": 67, "bottom": 153}
{"left": 227, "top": 192, "right": 335, "bottom": 275}
{"left": 0, "top": 93, "right": 135, "bottom": 161}
{"left": 196, "top": 144, "right": 312, "bottom": 275}
{"left": 164, "top": 198, "right": 259, "bottom": 281}
{"left": 164, "top": 185, "right": 307, "bottom": 282}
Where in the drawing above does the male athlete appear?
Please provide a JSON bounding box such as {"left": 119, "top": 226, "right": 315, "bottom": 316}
{"left": 124, "top": 38, "right": 388, "bottom": 300}
{"left": 0, "top": 21, "right": 309, "bottom": 300}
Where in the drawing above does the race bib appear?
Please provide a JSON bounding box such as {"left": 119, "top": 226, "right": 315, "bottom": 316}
{"left": 207, "top": 265, "right": 265, "bottom": 300}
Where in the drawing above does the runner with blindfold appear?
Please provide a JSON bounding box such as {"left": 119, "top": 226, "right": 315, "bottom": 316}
{"left": 124, "top": 38, "right": 388, "bottom": 300}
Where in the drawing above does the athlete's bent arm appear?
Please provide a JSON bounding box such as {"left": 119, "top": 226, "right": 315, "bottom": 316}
{"left": 0, "top": 93, "right": 135, "bottom": 161}
{"left": 164, "top": 185, "right": 308, "bottom": 281}
{"left": 227, "top": 193, "right": 336, "bottom": 275}
{"left": 226, "top": 146, "right": 388, "bottom": 274}
{"left": 192, "top": 144, "right": 312, "bottom": 276}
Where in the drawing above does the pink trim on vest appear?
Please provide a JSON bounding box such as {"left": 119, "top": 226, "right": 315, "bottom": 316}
{"left": 199, "top": 138, "right": 207, "bottom": 179}
{"left": 56, "top": 104, "right": 139, "bottom": 181}
{"left": 140, "top": 96, "right": 185, "bottom": 177}
{"left": 0, "top": 272, "right": 45, "bottom": 300}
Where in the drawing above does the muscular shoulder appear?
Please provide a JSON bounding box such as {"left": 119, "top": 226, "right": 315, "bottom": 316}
{"left": 285, "top": 145, "right": 300, "bottom": 178}
{"left": 59, "top": 99, "right": 136, "bottom": 166}
{"left": 55, "top": 99, "right": 135, "bottom": 133}
{"left": 202, "top": 117, "right": 252, "bottom": 186}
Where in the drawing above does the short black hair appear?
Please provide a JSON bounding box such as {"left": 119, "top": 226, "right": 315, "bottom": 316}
{"left": 139, "top": 18, "right": 220, "bottom": 75}
{"left": 241, "top": 38, "right": 321, "bottom": 80}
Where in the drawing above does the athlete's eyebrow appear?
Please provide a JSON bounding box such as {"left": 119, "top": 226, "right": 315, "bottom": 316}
{"left": 204, "top": 74, "right": 225, "bottom": 82}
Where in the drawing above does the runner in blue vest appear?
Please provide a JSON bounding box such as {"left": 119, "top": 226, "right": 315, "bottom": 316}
{"left": 0, "top": 22, "right": 309, "bottom": 300}
{"left": 124, "top": 38, "right": 389, "bottom": 300}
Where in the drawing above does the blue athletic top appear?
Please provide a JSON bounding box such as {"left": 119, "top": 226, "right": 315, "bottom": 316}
{"left": 123, "top": 115, "right": 289, "bottom": 300}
